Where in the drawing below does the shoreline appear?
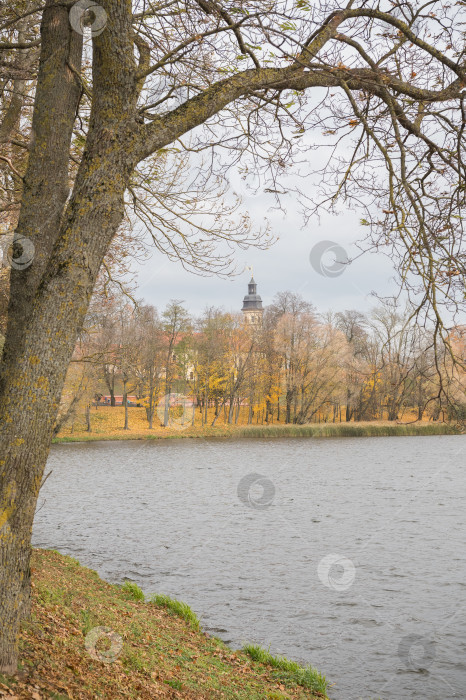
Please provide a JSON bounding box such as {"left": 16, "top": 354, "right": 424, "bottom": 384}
{"left": 52, "top": 420, "right": 461, "bottom": 444}
{"left": 5, "top": 549, "right": 329, "bottom": 699}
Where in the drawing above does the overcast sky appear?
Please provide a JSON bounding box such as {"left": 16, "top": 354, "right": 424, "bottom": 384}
{"left": 124, "top": 76, "right": 412, "bottom": 320}
{"left": 131, "top": 189, "right": 399, "bottom": 318}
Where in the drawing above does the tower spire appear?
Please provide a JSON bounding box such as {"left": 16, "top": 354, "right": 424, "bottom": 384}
{"left": 242, "top": 275, "right": 263, "bottom": 326}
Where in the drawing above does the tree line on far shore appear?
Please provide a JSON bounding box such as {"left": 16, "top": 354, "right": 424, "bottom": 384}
{"left": 56, "top": 290, "right": 465, "bottom": 433}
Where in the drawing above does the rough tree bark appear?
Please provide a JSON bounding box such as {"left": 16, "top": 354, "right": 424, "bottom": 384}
{"left": 0, "top": 1, "right": 84, "bottom": 671}
{"left": 0, "top": 0, "right": 137, "bottom": 671}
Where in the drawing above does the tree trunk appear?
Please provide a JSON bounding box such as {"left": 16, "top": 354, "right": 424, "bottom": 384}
{"left": 265, "top": 398, "right": 271, "bottom": 423}
{"left": 0, "top": 1, "right": 84, "bottom": 672}
{"left": 147, "top": 377, "right": 154, "bottom": 429}
{"left": 163, "top": 391, "right": 170, "bottom": 427}
{"left": 0, "top": 0, "right": 141, "bottom": 670}
{"left": 123, "top": 380, "right": 129, "bottom": 430}
{"left": 85, "top": 403, "right": 91, "bottom": 432}
{"left": 285, "top": 391, "right": 292, "bottom": 424}
{"left": 346, "top": 388, "right": 352, "bottom": 421}
{"left": 0, "top": 183, "right": 129, "bottom": 672}
{"left": 204, "top": 380, "right": 208, "bottom": 424}
{"left": 227, "top": 396, "right": 235, "bottom": 424}
{"left": 387, "top": 398, "right": 398, "bottom": 421}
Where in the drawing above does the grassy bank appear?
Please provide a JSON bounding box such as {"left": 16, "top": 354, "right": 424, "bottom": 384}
{"left": 4, "top": 549, "right": 329, "bottom": 699}
{"left": 53, "top": 410, "right": 460, "bottom": 444}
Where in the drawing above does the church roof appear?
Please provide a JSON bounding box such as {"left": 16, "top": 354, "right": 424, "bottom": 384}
{"left": 242, "top": 276, "right": 263, "bottom": 311}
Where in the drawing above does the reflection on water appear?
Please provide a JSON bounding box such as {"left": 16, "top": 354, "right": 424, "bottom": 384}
{"left": 33, "top": 435, "right": 466, "bottom": 699}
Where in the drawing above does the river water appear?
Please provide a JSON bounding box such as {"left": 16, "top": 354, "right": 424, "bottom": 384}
{"left": 32, "top": 435, "right": 466, "bottom": 699}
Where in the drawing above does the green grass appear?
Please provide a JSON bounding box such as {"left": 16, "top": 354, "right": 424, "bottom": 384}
{"left": 244, "top": 644, "right": 329, "bottom": 696}
{"left": 150, "top": 592, "right": 200, "bottom": 630}
{"left": 66, "top": 556, "right": 81, "bottom": 566}
{"left": 0, "top": 673, "right": 13, "bottom": 688}
{"left": 80, "top": 608, "right": 97, "bottom": 636}
{"left": 121, "top": 580, "right": 145, "bottom": 601}
{"left": 36, "top": 584, "right": 66, "bottom": 606}
{"left": 14, "top": 549, "right": 327, "bottom": 698}
{"left": 122, "top": 650, "right": 146, "bottom": 672}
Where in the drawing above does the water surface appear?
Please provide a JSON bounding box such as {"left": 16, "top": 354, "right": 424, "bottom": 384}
{"left": 33, "top": 435, "right": 466, "bottom": 699}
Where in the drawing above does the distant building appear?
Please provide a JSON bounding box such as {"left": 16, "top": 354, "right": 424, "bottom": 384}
{"left": 99, "top": 395, "right": 138, "bottom": 406}
{"left": 241, "top": 277, "right": 263, "bottom": 326}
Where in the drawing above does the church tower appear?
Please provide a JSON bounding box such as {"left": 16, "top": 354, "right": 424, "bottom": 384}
{"left": 241, "top": 276, "right": 263, "bottom": 326}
